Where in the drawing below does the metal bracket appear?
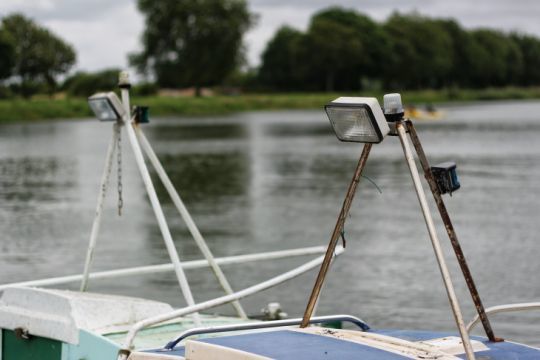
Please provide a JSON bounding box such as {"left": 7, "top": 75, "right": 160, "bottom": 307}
{"left": 14, "top": 327, "right": 31, "bottom": 340}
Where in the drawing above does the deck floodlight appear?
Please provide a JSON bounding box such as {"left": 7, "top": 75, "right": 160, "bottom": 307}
{"left": 325, "top": 97, "right": 390, "bottom": 143}
{"left": 88, "top": 92, "right": 125, "bottom": 121}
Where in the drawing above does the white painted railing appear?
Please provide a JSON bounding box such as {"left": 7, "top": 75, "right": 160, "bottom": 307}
{"left": 467, "top": 302, "right": 540, "bottom": 333}
{"left": 0, "top": 246, "right": 332, "bottom": 291}
{"left": 117, "top": 246, "right": 344, "bottom": 357}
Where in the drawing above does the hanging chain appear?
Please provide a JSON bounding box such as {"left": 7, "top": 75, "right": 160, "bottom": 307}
{"left": 116, "top": 123, "right": 124, "bottom": 216}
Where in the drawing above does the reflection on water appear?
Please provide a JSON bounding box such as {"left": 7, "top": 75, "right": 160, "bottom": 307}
{"left": 0, "top": 157, "right": 75, "bottom": 204}
{"left": 0, "top": 102, "right": 539, "bottom": 346}
{"left": 155, "top": 152, "right": 250, "bottom": 202}
{"left": 150, "top": 121, "right": 247, "bottom": 141}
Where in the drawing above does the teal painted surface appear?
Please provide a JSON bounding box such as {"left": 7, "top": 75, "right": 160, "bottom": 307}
{"left": 62, "top": 330, "right": 120, "bottom": 360}
{"left": 2, "top": 329, "right": 61, "bottom": 360}
{"left": 104, "top": 315, "right": 257, "bottom": 351}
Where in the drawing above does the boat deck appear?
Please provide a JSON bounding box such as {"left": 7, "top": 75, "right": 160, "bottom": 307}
{"left": 139, "top": 328, "right": 540, "bottom": 359}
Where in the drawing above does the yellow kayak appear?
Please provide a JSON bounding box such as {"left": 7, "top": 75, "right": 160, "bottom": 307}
{"left": 404, "top": 107, "right": 445, "bottom": 121}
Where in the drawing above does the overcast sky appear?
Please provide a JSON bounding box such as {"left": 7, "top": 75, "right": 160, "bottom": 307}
{"left": 1, "top": 0, "right": 539, "bottom": 72}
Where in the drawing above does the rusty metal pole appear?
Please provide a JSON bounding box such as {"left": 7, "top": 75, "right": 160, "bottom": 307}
{"left": 405, "top": 120, "right": 502, "bottom": 342}
{"left": 397, "top": 121, "right": 476, "bottom": 359}
{"left": 300, "top": 143, "right": 372, "bottom": 328}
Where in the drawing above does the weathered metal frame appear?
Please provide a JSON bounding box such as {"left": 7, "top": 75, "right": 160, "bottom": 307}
{"left": 406, "top": 120, "right": 500, "bottom": 342}
{"left": 396, "top": 121, "right": 475, "bottom": 359}
{"left": 300, "top": 117, "right": 500, "bottom": 359}
{"left": 300, "top": 143, "right": 372, "bottom": 327}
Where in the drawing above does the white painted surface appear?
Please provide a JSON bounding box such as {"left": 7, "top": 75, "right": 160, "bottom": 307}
{"left": 0, "top": 287, "right": 173, "bottom": 344}
{"left": 128, "top": 352, "right": 183, "bottom": 360}
{"left": 420, "top": 336, "right": 489, "bottom": 355}
{"left": 297, "top": 327, "right": 456, "bottom": 359}
{"left": 185, "top": 340, "right": 270, "bottom": 360}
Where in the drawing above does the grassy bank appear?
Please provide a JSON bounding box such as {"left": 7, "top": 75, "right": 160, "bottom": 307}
{"left": 1, "top": 87, "right": 540, "bottom": 123}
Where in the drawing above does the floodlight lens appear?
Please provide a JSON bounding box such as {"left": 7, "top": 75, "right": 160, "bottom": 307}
{"left": 326, "top": 106, "right": 380, "bottom": 143}
{"left": 89, "top": 98, "right": 118, "bottom": 121}
{"left": 88, "top": 92, "right": 125, "bottom": 122}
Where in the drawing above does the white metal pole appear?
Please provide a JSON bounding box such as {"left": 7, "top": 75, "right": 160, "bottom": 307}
{"left": 119, "top": 73, "right": 200, "bottom": 325}
{"left": 396, "top": 122, "right": 475, "bottom": 360}
{"left": 135, "top": 126, "right": 247, "bottom": 319}
{"left": 80, "top": 124, "right": 118, "bottom": 292}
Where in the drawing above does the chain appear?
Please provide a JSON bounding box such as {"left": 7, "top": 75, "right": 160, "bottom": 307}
{"left": 116, "top": 123, "right": 123, "bottom": 216}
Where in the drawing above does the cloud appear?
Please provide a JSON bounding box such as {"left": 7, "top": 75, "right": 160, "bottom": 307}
{"left": 0, "top": 0, "right": 143, "bottom": 71}
{"left": 2, "top": 0, "right": 540, "bottom": 71}
{"left": 0, "top": 0, "right": 130, "bottom": 21}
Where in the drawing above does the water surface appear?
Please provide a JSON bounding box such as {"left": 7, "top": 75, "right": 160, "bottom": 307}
{"left": 1, "top": 100, "right": 539, "bottom": 345}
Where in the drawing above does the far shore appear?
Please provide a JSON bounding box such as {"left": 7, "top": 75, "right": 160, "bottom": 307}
{"left": 1, "top": 87, "right": 540, "bottom": 123}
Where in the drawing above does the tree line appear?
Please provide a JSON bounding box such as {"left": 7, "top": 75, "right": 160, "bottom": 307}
{"left": 259, "top": 8, "right": 540, "bottom": 92}
{"left": 1, "top": 2, "right": 540, "bottom": 99}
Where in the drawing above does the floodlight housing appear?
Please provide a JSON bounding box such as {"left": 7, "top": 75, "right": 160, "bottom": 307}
{"left": 88, "top": 92, "right": 125, "bottom": 121}
{"left": 325, "top": 97, "right": 390, "bottom": 143}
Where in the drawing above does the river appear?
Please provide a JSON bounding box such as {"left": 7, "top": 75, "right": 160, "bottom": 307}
{"left": 0, "top": 100, "right": 539, "bottom": 345}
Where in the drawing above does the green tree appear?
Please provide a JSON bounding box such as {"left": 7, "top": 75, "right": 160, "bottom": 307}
{"left": 301, "top": 7, "right": 387, "bottom": 91}
{"left": 258, "top": 26, "right": 304, "bottom": 90}
{"left": 62, "top": 68, "right": 122, "bottom": 97}
{"left": 469, "top": 29, "right": 523, "bottom": 87}
{"left": 0, "top": 29, "right": 15, "bottom": 81}
{"left": 131, "top": 0, "right": 254, "bottom": 96}
{"left": 430, "top": 19, "right": 472, "bottom": 88}
{"left": 1, "top": 14, "right": 76, "bottom": 96}
{"left": 383, "top": 13, "right": 453, "bottom": 89}
{"left": 510, "top": 33, "right": 540, "bottom": 86}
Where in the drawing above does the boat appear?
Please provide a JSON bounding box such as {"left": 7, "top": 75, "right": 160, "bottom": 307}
{"left": 0, "top": 72, "right": 344, "bottom": 359}
{"left": 0, "top": 79, "right": 538, "bottom": 359}
{"left": 124, "top": 94, "right": 539, "bottom": 359}
{"left": 404, "top": 104, "right": 445, "bottom": 121}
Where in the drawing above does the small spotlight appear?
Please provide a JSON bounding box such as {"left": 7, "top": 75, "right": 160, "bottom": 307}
{"left": 325, "top": 97, "right": 390, "bottom": 143}
{"left": 88, "top": 92, "right": 125, "bottom": 122}
{"left": 383, "top": 93, "right": 405, "bottom": 122}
